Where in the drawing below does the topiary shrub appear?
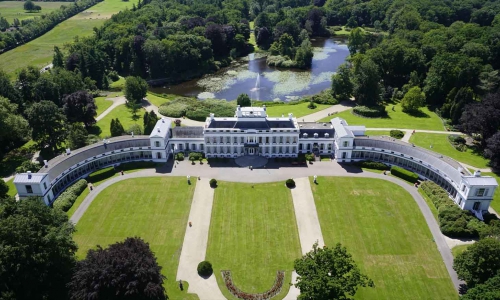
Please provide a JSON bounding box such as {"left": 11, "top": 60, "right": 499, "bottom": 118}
{"left": 286, "top": 179, "right": 295, "bottom": 188}
{"left": 390, "top": 130, "right": 404, "bottom": 139}
{"left": 352, "top": 106, "right": 387, "bottom": 118}
{"left": 175, "top": 153, "right": 184, "bottom": 161}
{"left": 305, "top": 154, "right": 315, "bottom": 162}
{"left": 52, "top": 179, "right": 88, "bottom": 212}
{"left": 390, "top": 166, "right": 419, "bottom": 183}
{"left": 197, "top": 261, "right": 213, "bottom": 277}
{"left": 353, "top": 160, "right": 390, "bottom": 170}
{"left": 210, "top": 179, "right": 217, "bottom": 188}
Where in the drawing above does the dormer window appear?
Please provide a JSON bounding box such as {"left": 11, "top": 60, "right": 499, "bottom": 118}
{"left": 343, "top": 141, "right": 349, "bottom": 147}
{"left": 155, "top": 141, "right": 160, "bottom": 147}
{"left": 303, "top": 133, "right": 308, "bottom": 138}
{"left": 325, "top": 133, "right": 329, "bottom": 138}
{"left": 314, "top": 133, "right": 318, "bottom": 138}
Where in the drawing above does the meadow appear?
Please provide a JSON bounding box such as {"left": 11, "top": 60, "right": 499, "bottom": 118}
{"left": 73, "top": 177, "right": 199, "bottom": 300}
{"left": 0, "top": 1, "right": 67, "bottom": 23}
{"left": 311, "top": 177, "right": 456, "bottom": 299}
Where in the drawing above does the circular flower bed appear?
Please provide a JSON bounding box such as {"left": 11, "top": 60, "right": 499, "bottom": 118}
{"left": 222, "top": 270, "right": 285, "bottom": 299}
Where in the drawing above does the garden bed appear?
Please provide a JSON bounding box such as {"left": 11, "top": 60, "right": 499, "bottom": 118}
{"left": 222, "top": 270, "right": 285, "bottom": 300}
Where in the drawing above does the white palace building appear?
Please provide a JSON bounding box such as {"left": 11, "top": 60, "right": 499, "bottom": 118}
{"left": 14, "top": 106, "right": 498, "bottom": 215}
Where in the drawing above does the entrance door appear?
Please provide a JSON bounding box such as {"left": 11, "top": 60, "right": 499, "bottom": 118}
{"left": 248, "top": 148, "right": 255, "bottom": 155}
{"left": 473, "top": 201, "right": 481, "bottom": 210}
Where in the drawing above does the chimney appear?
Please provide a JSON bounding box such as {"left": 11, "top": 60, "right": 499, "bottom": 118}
{"left": 289, "top": 113, "right": 293, "bottom": 120}
{"left": 210, "top": 113, "right": 215, "bottom": 120}
{"left": 27, "top": 171, "right": 32, "bottom": 179}
{"left": 157, "top": 127, "right": 161, "bottom": 133}
{"left": 66, "top": 148, "right": 71, "bottom": 155}
{"left": 237, "top": 105, "right": 241, "bottom": 110}
{"left": 474, "top": 170, "right": 481, "bottom": 177}
{"left": 43, "top": 160, "right": 48, "bottom": 168}
{"left": 161, "top": 117, "right": 165, "bottom": 123}
{"left": 262, "top": 105, "right": 266, "bottom": 111}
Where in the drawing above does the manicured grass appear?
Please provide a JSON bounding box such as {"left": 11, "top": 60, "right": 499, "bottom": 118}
{"left": 0, "top": 0, "right": 131, "bottom": 77}
{"left": 109, "top": 76, "right": 125, "bottom": 90}
{"left": 146, "top": 93, "right": 173, "bottom": 107}
{"left": 0, "top": 1, "right": 67, "bottom": 23}
{"left": 93, "top": 104, "right": 144, "bottom": 137}
{"left": 364, "top": 130, "right": 392, "bottom": 136}
{"left": 266, "top": 102, "right": 330, "bottom": 118}
{"left": 67, "top": 187, "right": 90, "bottom": 217}
{"left": 409, "top": 133, "right": 490, "bottom": 169}
{"left": 73, "top": 177, "right": 198, "bottom": 300}
{"left": 318, "top": 102, "right": 444, "bottom": 131}
{"left": 311, "top": 177, "right": 456, "bottom": 300}
{"left": 206, "top": 182, "right": 301, "bottom": 300}
{"left": 483, "top": 172, "right": 500, "bottom": 213}
{"left": 249, "top": 21, "right": 256, "bottom": 47}
{"left": 451, "top": 244, "right": 471, "bottom": 258}
{"left": 94, "top": 96, "right": 113, "bottom": 116}
{"left": 5, "top": 178, "right": 17, "bottom": 197}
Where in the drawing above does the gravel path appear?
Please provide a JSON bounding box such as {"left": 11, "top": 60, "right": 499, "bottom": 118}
{"left": 95, "top": 96, "right": 126, "bottom": 122}
{"left": 299, "top": 100, "right": 355, "bottom": 122}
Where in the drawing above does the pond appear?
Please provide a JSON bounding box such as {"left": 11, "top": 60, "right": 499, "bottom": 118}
{"left": 150, "top": 38, "right": 349, "bottom": 101}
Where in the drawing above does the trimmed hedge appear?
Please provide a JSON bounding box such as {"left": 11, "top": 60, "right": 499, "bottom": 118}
{"left": 354, "top": 160, "right": 390, "bottom": 170}
{"left": 390, "top": 130, "right": 405, "bottom": 139}
{"left": 420, "top": 181, "right": 484, "bottom": 238}
{"left": 352, "top": 105, "right": 387, "bottom": 118}
{"left": 210, "top": 179, "right": 217, "bottom": 188}
{"left": 197, "top": 261, "right": 213, "bottom": 277}
{"left": 175, "top": 153, "right": 185, "bottom": 161}
{"left": 390, "top": 166, "right": 419, "bottom": 183}
{"left": 88, "top": 166, "right": 115, "bottom": 183}
{"left": 52, "top": 179, "right": 88, "bottom": 212}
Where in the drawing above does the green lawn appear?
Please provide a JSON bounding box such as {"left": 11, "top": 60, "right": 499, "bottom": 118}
{"left": 409, "top": 133, "right": 490, "bottom": 169}
{"left": 5, "top": 178, "right": 17, "bottom": 197}
{"left": 94, "top": 96, "right": 113, "bottom": 116}
{"left": 483, "top": 172, "right": 500, "bottom": 213}
{"left": 146, "top": 93, "right": 173, "bottom": 107}
{"left": 451, "top": 244, "right": 471, "bottom": 258}
{"left": 311, "top": 177, "right": 456, "bottom": 299}
{"left": 266, "top": 102, "right": 330, "bottom": 118}
{"left": 206, "top": 182, "right": 301, "bottom": 300}
{"left": 73, "top": 177, "right": 198, "bottom": 300}
{"left": 93, "top": 104, "right": 144, "bottom": 137}
{"left": 249, "top": 21, "right": 257, "bottom": 47}
{"left": 109, "top": 76, "right": 125, "bottom": 91}
{"left": 0, "top": 0, "right": 131, "bottom": 77}
{"left": 0, "top": 1, "right": 67, "bottom": 23}
{"left": 364, "top": 130, "right": 392, "bottom": 136}
{"left": 319, "top": 102, "right": 444, "bottom": 131}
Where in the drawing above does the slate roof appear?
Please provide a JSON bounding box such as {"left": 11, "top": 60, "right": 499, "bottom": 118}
{"left": 462, "top": 176, "right": 498, "bottom": 186}
{"left": 14, "top": 173, "right": 47, "bottom": 184}
{"left": 172, "top": 127, "right": 204, "bottom": 138}
{"left": 39, "top": 136, "right": 151, "bottom": 180}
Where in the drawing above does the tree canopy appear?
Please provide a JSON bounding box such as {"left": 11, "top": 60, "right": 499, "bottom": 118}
{"left": 454, "top": 238, "right": 500, "bottom": 288}
{"left": 62, "top": 90, "right": 97, "bottom": 128}
{"left": 237, "top": 93, "right": 251, "bottom": 107}
{"left": 68, "top": 237, "right": 166, "bottom": 300}
{"left": 25, "top": 100, "right": 67, "bottom": 154}
{"left": 294, "top": 242, "right": 374, "bottom": 300}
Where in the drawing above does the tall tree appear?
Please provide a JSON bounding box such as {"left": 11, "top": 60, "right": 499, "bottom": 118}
{"left": 63, "top": 91, "right": 97, "bottom": 128}
{"left": 143, "top": 111, "right": 159, "bottom": 135}
{"left": 462, "top": 274, "right": 500, "bottom": 300}
{"left": 125, "top": 76, "right": 148, "bottom": 108}
{"left": 294, "top": 242, "right": 374, "bottom": 300}
{"left": 237, "top": 93, "right": 251, "bottom": 107}
{"left": 23, "top": 0, "right": 35, "bottom": 11}
{"left": 110, "top": 118, "right": 125, "bottom": 137}
{"left": 0, "top": 179, "right": 8, "bottom": 198}
{"left": 348, "top": 28, "right": 366, "bottom": 55}
{"left": 485, "top": 131, "right": 500, "bottom": 170}
{"left": 52, "top": 46, "right": 65, "bottom": 69}
{"left": 0, "top": 70, "right": 21, "bottom": 109}
{"left": 68, "top": 237, "right": 166, "bottom": 300}
{"left": 26, "top": 101, "right": 67, "bottom": 154}
{"left": 0, "top": 97, "right": 30, "bottom": 152}
{"left": 454, "top": 238, "right": 500, "bottom": 288}
{"left": 352, "top": 58, "right": 382, "bottom": 106}
{"left": 459, "top": 91, "right": 500, "bottom": 147}
{"left": 67, "top": 123, "right": 89, "bottom": 150}
{"left": 331, "top": 63, "right": 353, "bottom": 101}
{"left": 0, "top": 197, "right": 77, "bottom": 299}
{"left": 401, "top": 86, "right": 425, "bottom": 113}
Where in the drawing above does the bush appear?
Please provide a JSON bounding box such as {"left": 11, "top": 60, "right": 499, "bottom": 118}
{"left": 390, "top": 130, "right": 405, "bottom": 139}
{"left": 286, "top": 178, "right": 295, "bottom": 188}
{"left": 189, "top": 152, "right": 203, "bottom": 161}
{"left": 448, "top": 135, "right": 466, "bottom": 145}
{"left": 108, "top": 71, "right": 120, "bottom": 82}
{"left": 126, "top": 124, "right": 143, "bottom": 135}
{"left": 309, "top": 89, "right": 339, "bottom": 105}
{"left": 307, "top": 101, "right": 317, "bottom": 109}
{"left": 159, "top": 97, "right": 236, "bottom": 121}
{"left": 390, "top": 166, "right": 419, "bottom": 183}
{"left": 353, "top": 160, "right": 390, "bottom": 170}
{"left": 88, "top": 167, "right": 115, "bottom": 183}
{"left": 175, "top": 153, "right": 184, "bottom": 161}
{"left": 52, "top": 179, "right": 87, "bottom": 212}
{"left": 197, "top": 261, "right": 213, "bottom": 277}
{"left": 331, "top": 26, "right": 342, "bottom": 31}
{"left": 15, "top": 161, "right": 41, "bottom": 173}
{"left": 352, "top": 105, "right": 387, "bottom": 118}
{"left": 210, "top": 178, "right": 217, "bottom": 188}
{"left": 305, "top": 154, "right": 315, "bottom": 162}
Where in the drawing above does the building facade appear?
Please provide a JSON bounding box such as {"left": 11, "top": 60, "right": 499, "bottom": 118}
{"left": 14, "top": 106, "right": 497, "bottom": 215}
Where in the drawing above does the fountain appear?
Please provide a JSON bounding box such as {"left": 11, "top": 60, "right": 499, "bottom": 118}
{"left": 250, "top": 73, "right": 261, "bottom": 104}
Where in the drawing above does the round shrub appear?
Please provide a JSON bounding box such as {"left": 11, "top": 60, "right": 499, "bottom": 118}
{"left": 210, "top": 179, "right": 217, "bottom": 188}
{"left": 286, "top": 179, "right": 295, "bottom": 188}
{"left": 197, "top": 261, "right": 213, "bottom": 277}
{"left": 158, "top": 102, "right": 189, "bottom": 118}
{"left": 175, "top": 153, "right": 184, "bottom": 161}
{"left": 390, "top": 130, "right": 404, "bottom": 139}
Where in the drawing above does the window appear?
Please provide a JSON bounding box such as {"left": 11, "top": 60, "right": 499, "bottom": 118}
{"left": 342, "top": 152, "right": 347, "bottom": 159}
{"left": 259, "top": 137, "right": 262, "bottom": 143}
{"left": 266, "top": 137, "right": 269, "bottom": 143}
{"left": 157, "top": 153, "right": 162, "bottom": 159}
{"left": 476, "top": 188, "right": 487, "bottom": 197}
{"left": 343, "top": 141, "right": 349, "bottom": 147}
{"left": 26, "top": 185, "right": 33, "bottom": 194}
{"left": 43, "top": 182, "right": 47, "bottom": 190}
{"left": 280, "top": 137, "right": 283, "bottom": 143}
{"left": 155, "top": 141, "right": 160, "bottom": 147}
{"left": 462, "top": 185, "right": 466, "bottom": 192}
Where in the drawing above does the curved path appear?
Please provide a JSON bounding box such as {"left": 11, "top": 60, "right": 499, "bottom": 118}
{"left": 95, "top": 96, "right": 126, "bottom": 122}
{"left": 71, "top": 161, "right": 461, "bottom": 298}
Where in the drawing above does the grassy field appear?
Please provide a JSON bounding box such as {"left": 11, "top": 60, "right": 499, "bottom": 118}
{"left": 5, "top": 178, "right": 17, "bottom": 197}
{"left": 93, "top": 104, "right": 144, "bottom": 137}
{"left": 73, "top": 177, "right": 198, "bottom": 300}
{"left": 0, "top": 1, "right": 68, "bottom": 23}
{"left": 266, "top": 102, "right": 330, "bottom": 118}
{"left": 451, "top": 244, "right": 471, "bottom": 258}
{"left": 311, "top": 177, "right": 456, "bottom": 299}
{"left": 94, "top": 96, "right": 113, "bottom": 116}
{"left": 0, "top": 0, "right": 131, "bottom": 77}
{"left": 364, "top": 130, "right": 392, "bottom": 136}
{"left": 249, "top": 21, "right": 256, "bottom": 47}
{"left": 409, "top": 133, "right": 490, "bottom": 169}
{"left": 206, "top": 182, "right": 301, "bottom": 300}
{"left": 146, "top": 93, "right": 174, "bottom": 107}
{"left": 483, "top": 172, "right": 500, "bottom": 213}
{"left": 319, "top": 102, "right": 444, "bottom": 131}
